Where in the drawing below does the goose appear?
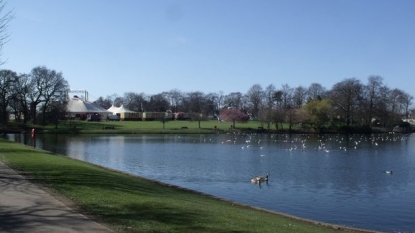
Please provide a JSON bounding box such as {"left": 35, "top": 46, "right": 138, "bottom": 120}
{"left": 251, "top": 174, "right": 269, "bottom": 183}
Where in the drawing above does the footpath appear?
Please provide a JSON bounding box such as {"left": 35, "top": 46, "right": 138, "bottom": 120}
{"left": 0, "top": 161, "right": 114, "bottom": 233}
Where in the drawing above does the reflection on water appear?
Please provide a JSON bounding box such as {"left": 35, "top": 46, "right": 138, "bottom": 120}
{"left": 4, "top": 133, "right": 415, "bottom": 232}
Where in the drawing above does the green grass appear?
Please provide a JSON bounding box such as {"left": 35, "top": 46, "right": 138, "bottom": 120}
{"left": 0, "top": 139, "right": 369, "bottom": 233}
{"left": 18, "top": 119, "right": 302, "bottom": 135}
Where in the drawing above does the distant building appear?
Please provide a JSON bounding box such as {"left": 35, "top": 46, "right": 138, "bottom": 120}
{"left": 66, "top": 96, "right": 111, "bottom": 120}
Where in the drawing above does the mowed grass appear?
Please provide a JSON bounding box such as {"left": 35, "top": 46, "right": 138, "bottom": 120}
{"left": 0, "top": 139, "right": 366, "bottom": 233}
{"left": 36, "top": 119, "right": 295, "bottom": 134}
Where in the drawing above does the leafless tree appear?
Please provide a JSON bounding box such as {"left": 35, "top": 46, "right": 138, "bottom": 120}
{"left": 329, "top": 78, "right": 363, "bottom": 126}
{"left": 0, "top": 0, "right": 13, "bottom": 66}
{"left": 363, "top": 75, "right": 384, "bottom": 125}
{"left": 401, "top": 92, "right": 413, "bottom": 120}
{"left": 94, "top": 96, "right": 113, "bottom": 109}
{"left": 216, "top": 91, "right": 225, "bottom": 111}
{"left": 166, "top": 89, "right": 183, "bottom": 112}
{"left": 112, "top": 95, "right": 124, "bottom": 107}
{"left": 148, "top": 93, "right": 169, "bottom": 112}
{"left": 293, "top": 85, "right": 307, "bottom": 108}
{"left": 123, "top": 92, "right": 147, "bottom": 112}
{"left": 185, "top": 91, "right": 205, "bottom": 114}
{"left": 261, "top": 84, "right": 276, "bottom": 128}
{"left": 280, "top": 84, "right": 293, "bottom": 110}
{"left": 12, "top": 73, "right": 31, "bottom": 123}
{"left": 245, "top": 84, "right": 264, "bottom": 119}
{"left": 204, "top": 92, "right": 218, "bottom": 117}
{"left": 29, "top": 66, "right": 69, "bottom": 124}
{"left": 307, "top": 83, "right": 327, "bottom": 100}
{"left": 0, "top": 69, "right": 16, "bottom": 124}
{"left": 224, "top": 92, "right": 244, "bottom": 109}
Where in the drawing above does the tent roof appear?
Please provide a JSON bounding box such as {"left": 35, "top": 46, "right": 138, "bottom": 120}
{"left": 110, "top": 105, "right": 136, "bottom": 113}
{"left": 67, "top": 96, "right": 110, "bottom": 113}
{"left": 107, "top": 105, "right": 120, "bottom": 113}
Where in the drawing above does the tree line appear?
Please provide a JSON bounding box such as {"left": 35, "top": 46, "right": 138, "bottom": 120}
{"left": 0, "top": 64, "right": 413, "bottom": 131}
{"left": 94, "top": 75, "right": 413, "bottom": 130}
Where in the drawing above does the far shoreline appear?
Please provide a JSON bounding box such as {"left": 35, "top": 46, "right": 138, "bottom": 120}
{"left": 2, "top": 119, "right": 413, "bottom": 136}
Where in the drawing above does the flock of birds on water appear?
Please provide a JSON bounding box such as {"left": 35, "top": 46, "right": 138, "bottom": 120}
{"left": 179, "top": 132, "right": 413, "bottom": 183}
{"left": 193, "top": 132, "right": 413, "bottom": 184}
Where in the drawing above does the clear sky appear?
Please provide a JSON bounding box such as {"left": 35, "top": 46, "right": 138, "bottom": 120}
{"left": 2, "top": 0, "right": 415, "bottom": 101}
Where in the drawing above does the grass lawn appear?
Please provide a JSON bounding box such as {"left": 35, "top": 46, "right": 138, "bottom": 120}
{"left": 14, "top": 119, "right": 301, "bottom": 135}
{"left": 0, "top": 139, "right": 369, "bottom": 233}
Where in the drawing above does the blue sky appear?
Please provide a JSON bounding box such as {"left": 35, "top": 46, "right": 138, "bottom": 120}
{"left": 3, "top": 0, "right": 415, "bottom": 101}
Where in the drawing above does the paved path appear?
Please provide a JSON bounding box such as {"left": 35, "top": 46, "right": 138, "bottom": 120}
{"left": 0, "top": 161, "right": 114, "bottom": 233}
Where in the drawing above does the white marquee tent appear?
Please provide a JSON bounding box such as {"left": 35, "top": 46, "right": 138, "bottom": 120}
{"left": 107, "top": 105, "right": 136, "bottom": 114}
{"left": 107, "top": 105, "right": 119, "bottom": 113}
{"left": 67, "top": 96, "right": 111, "bottom": 120}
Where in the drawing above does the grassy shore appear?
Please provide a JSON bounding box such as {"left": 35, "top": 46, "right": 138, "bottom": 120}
{"left": 0, "top": 138, "right": 374, "bottom": 233}
{"left": 5, "top": 119, "right": 311, "bottom": 135}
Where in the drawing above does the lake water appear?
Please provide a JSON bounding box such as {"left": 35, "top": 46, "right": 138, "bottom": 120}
{"left": 4, "top": 133, "right": 415, "bottom": 232}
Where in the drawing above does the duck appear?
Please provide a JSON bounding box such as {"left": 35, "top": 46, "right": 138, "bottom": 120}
{"left": 251, "top": 174, "right": 269, "bottom": 183}
{"left": 385, "top": 170, "right": 393, "bottom": 174}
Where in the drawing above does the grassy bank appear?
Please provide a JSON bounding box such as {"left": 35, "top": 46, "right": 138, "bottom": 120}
{"left": 5, "top": 120, "right": 310, "bottom": 135}
{"left": 0, "top": 139, "right": 372, "bottom": 233}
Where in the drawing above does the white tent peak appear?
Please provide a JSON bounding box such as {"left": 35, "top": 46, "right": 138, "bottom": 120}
{"left": 67, "top": 96, "right": 110, "bottom": 114}
{"left": 116, "top": 105, "right": 134, "bottom": 113}
{"left": 107, "top": 105, "right": 120, "bottom": 113}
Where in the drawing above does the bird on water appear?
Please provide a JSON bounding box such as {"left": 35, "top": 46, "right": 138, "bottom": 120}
{"left": 251, "top": 174, "right": 269, "bottom": 183}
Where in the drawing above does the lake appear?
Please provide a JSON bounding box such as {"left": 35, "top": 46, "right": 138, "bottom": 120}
{"left": 4, "top": 133, "right": 415, "bottom": 232}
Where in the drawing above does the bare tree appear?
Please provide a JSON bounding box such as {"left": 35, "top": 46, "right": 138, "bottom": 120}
{"left": 216, "top": 91, "right": 225, "bottom": 111}
{"left": 148, "top": 93, "right": 169, "bottom": 112}
{"left": 280, "top": 84, "right": 293, "bottom": 110}
{"left": 113, "top": 95, "right": 124, "bottom": 107}
{"left": 166, "top": 89, "right": 183, "bottom": 113}
{"left": 271, "top": 90, "right": 285, "bottom": 129}
{"left": 261, "top": 84, "right": 276, "bottom": 128}
{"left": 386, "top": 88, "right": 414, "bottom": 125}
{"left": 401, "top": 92, "right": 413, "bottom": 120}
{"left": 245, "top": 84, "right": 264, "bottom": 119}
{"left": 376, "top": 85, "right": 391, "bottom": 127}
{"left": 329, "top": 78, "right": 363, "bottom": 126}
{"left": 307, "top": 83, "right": 327, "bottom": 100}
{"left": 123, "top": 92, "right": 147, "bottom": 112}
{"left": 39, "top": 70, "right": 69, "bottom": 124}
{"left": 204, "top": 92, "right": 218, "bottom": 117}
{"left": 363, "top": 75, "right": 384, "bottom": 125}
{"left": 29, "top": 66, "right": 69, "bottom": 124}
{"left": 94, "top": 96, "right": 113, "bottom": 109}
{"left": 293, "top": 85, "right": 307, "bottom": 108}
{"left": 224, "top": 92, "right": 244, "bottom": 109}
{"left": 0, "top": 69, "right": 16, "bottom": 124}
{"left": 12, "top": 73, "right": 31, "bottom": 123}
{"left": 0, "top": 0, "right": 13, "bottom": 66}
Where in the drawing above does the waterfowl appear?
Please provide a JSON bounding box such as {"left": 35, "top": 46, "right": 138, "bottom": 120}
{"left": 251, "top": 174, "right": 269, "bottom": 183}
{"left": 385, "top": 170, "right": 393, "bottom": 174}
